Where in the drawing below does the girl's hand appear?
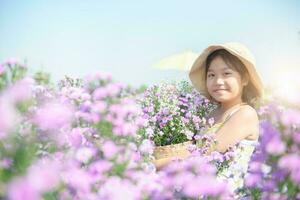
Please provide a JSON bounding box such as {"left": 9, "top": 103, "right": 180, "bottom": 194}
{"left": 152, "top": 151, "right": 191, "bottom": 171}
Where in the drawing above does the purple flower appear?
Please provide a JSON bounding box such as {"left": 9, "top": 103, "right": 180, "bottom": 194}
{"left": 210, "top": 151, "right": 224, "bottom": 162}
{"left": 0, "top": 158, "right": 13, "bottom": 169}
{"left": 192, "top": 115, "right": 201, "bottom": 124}
{"left": 262, "top": 180, "right": 276, "bottom": 192}
{"left": 272, "top": 169, "right": 288, "bottom": 182}
{"left": 208, "top": 117, "right": 215, "bottom": 126}
{"left": 79, "top": 101, "right": 91, "bottom": 112}
{"left": 245, "top": 173, "right": 262, "bottom": 188}
{"left": 259, "top": 121, "right": 281, "bottom": 148}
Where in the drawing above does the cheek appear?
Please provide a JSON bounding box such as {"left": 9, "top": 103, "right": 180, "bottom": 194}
{"left": 206, "top": 80, "right": 213, "bottom": 91}
{"left": 228, "top": 78, "right": 242, "bottom": 90}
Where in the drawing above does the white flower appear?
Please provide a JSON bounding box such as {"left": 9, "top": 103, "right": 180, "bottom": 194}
{"left": 75, "top": 147, "right": 95, "bottom": 164}
{"left": 139, "top": 139, "right": 154, "bottom": 154}
{"left": 185, "top": 130, "right": 194, "bottom": 140}
{"left": 146, "top": 127, "right": 154, "bottom": 138}
{"left": 159, "top": 131, "right": 164, "bottom": 136}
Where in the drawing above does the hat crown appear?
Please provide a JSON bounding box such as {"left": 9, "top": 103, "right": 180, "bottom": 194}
{"left": 222, "top": 42, "right": 256, "bottom": 64}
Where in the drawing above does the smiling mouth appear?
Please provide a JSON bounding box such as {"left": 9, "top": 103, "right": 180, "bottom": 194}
{"left": 214, "top": 89, "right": 228, "bottom": 92}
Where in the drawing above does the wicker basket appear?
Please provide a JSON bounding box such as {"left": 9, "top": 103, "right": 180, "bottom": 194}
{"left": 153, "top": 141, "right": 193, "bottom": 160}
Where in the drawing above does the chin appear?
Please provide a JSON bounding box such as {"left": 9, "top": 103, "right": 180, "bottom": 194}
{"left": 211, "top": 96, "right": 230, "bottom": 103}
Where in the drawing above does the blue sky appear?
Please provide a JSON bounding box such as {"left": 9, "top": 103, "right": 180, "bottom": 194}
{"left": 1, "top": 0, "right": 300, "bottom": 87}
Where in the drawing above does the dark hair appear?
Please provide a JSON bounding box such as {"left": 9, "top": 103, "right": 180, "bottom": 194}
{"left": 204, "top": 49, "right": 259, "bottom": 106}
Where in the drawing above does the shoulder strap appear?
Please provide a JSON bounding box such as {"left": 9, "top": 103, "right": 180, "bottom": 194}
{"left": 222, "top": 103, "right": 247, "bottom": 124}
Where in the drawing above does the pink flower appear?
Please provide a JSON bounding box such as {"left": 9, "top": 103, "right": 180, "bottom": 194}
{"left": 91, "top": 101, "right": 107, "bottom": 113}
{"left": 292, "top": 132, "right": 300, "bottom": 144}
{"left": 27, "top": 158, "right": 61, "bottom": 193}
{"left": 0, "top": 64, "right": 5, "bottom": 75}
{"left": 68, "top": 128, "right": 84, "bottom": 148}
{"left": 281, "top": 109, "right": 300, "bottom": 127}
{"left": 139, "top": 139, "right": 154, "bottom": 154}
{"left": 0, "top": 158, "right": 13, "bottom": 169}
{"left": 5, "top": 57, "right": 19, "bottom": 65}
{"left": 106, "top": 83, "right": 121, "bottom": 97}
{"left": 183, "top": 175, "right": 228, "bottom": 197}
{"left": 119, "top": 122, "right": 138, "bottom": 136}
{"left": 94, "top": 72, "right": 112, "bottom": 82}
{"left": 33, "top": 101, "right": 74, "bottom": 131}
{"left": 279, "top": 154, "right": 300, "bottom": 184}
{"left": 279, "top": 154, "right": 300, "bottom": 171}
{"left": 266, "top": 137, "right": 286, "bottom": 155}
{"left": 0, "top": 98, "right": 18, "bottom": 137}
{"left": 88, "top": 160, "right": 113, "bottom": 182}
{"left": 93, "top": 87, "right": 109, "bottom": 100}
{"left": 8, "top": 178, "right": 40, "bottom": 200}
{"left": 245, "top": 173, "right": 262, "bottom": 188}
{"left": 6, "top": 78, "right": 34, "bottom": 103}
{"left": 192, "top": 115, "right": 201, "bottom": 124}
{"left": 63, "top": 168, "right": 92, "bottom": 194}
{"left": 75, "top": 147, "right": 96, "bottom": 163}
{"left": 98, "top": 177, "right": 140, "bottom": 200}
{"left": 248, "top": 161, "right": 262, "bottom": 173}
{"left": 102, "top": 141, "right": 119, "bottom": 159}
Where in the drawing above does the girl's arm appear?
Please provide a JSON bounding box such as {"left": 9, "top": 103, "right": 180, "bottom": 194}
{"left": 214, "top": 106, "right": 259, "bottom": 153}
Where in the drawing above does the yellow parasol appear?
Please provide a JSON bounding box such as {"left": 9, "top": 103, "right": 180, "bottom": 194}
{"left": 152, "top": 50, "right": 198, "bottom": 71}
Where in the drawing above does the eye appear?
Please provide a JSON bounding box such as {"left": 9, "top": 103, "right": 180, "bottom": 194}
{"left": 224, "top": 72, "right": 232, "bottom": 76}
{"left": 207, "top": 73, "right": 215, "bottom": 78}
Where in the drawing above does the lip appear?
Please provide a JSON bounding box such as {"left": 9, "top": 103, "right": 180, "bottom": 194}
{"left": 213, "top": 89, "right": 228, "bottom": 92}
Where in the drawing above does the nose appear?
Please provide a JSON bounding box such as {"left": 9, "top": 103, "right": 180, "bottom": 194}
{"left": 215, "top": 76, "right": 225, "bottom": 85}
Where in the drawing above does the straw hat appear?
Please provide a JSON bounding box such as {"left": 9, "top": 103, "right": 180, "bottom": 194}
{"left": 189, "top": 42, "right": 263, "bottom": 102}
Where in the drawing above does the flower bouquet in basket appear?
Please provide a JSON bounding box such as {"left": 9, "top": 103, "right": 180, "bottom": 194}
{"left": 138, "top": 80, "right": 216, "bottom": 160}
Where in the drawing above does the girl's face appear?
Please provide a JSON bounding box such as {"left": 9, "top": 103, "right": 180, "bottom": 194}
{"left": 206, "top": 56, "right": 245, "bottom": 104}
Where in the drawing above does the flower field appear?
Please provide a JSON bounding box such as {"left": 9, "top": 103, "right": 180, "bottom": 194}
{"left": 0, "top": 59, "right": 299, "bottom": 200}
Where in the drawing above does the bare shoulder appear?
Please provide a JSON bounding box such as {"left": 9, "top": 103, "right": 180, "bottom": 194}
{"left": 238, "top": 105, "right": 259, "bottom": 122}
{"left": 234, "top": 105, "right": 259, "bottom": 139}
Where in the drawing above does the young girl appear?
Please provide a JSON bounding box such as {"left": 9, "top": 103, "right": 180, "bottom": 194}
{"left": 189, "top": 42, "right": 263, "bottom": 152}
{"left": 154, "top": 42, "right": 263, "bottom": 196}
